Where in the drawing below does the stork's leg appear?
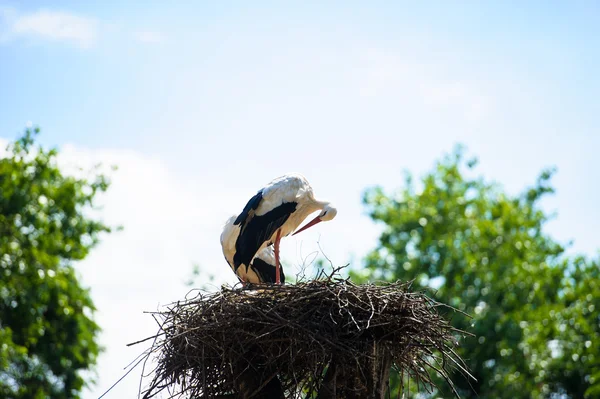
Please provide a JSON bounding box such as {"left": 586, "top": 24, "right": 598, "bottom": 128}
{"left": 275, "top": 229, "right": 281, "bottom": 285}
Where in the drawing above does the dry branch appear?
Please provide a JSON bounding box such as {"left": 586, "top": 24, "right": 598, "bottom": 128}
{"left": 133, "top": 269, "right": 473, "bottom": 398}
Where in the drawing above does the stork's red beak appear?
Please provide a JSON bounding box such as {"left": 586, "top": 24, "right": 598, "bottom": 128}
{"left": 292, "top": 215, "right": 322, "bottom": 236}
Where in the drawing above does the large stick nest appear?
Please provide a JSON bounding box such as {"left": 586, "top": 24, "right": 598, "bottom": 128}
{"left": 134, "top": 269, "right": 472, "bottom": 398}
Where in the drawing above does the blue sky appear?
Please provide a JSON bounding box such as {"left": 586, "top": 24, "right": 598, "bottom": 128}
{"left": 1, "top": 1, "right": 599, "bottom": 398}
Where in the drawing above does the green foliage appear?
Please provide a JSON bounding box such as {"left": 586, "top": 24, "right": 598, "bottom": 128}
{"left": 353, "top": 146, "right": 599, "bottom": 398}
{"left": 0, "top": 127, "right": 113, "bottom": 398}
{"left": 529, "top": 256, "right": 600, "bottom": 398}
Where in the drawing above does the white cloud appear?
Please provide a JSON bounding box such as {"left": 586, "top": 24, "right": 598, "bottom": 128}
{"left": 0, "top": 7, "right": 167, "bottom": 49}
{"left": 133, "top": 30, "right": 166, "bottom": 44}
{"left": 1, "top": 7, "right": 98, "bottom": 48}
{"left": 0, "top": 138, "right": 7, "bottom": 158}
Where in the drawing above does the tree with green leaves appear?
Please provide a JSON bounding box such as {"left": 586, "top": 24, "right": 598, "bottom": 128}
{"left": 0, "top": 127, "right": 113, "bottom": 398}
{"left": 527, "top": 255, "right": 600, "bottom": 398}
{"left": 352, "top": 146, "right": 598, "bottom": 398}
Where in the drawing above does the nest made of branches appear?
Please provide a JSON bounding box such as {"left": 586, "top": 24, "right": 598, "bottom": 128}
{"left": 132, "top": 269, "right": 472, "bottom": 399}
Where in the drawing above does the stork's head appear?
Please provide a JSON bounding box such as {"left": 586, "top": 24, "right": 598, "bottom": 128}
{"left": 319, "top": 204, "right": 338, "bottom": 221}
{"left": 292, "top": 203, "right": 337, "bottom": 236}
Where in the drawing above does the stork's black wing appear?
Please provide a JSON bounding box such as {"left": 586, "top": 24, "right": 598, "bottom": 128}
{"left": 233, "top": 201, "right": 297, "bottom": 269}
{"left": 234, "top": 189, "right": 263, "bottom": 227}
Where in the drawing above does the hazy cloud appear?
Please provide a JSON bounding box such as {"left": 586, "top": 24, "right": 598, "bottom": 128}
{"left": 0, "top": 6, "right": 167, "bottom": 49}
{"left": 0, "top": 7, "right": 98, "bottom": 48}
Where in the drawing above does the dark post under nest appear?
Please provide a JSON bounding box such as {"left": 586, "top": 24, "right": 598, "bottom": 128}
{"left": 132, "top": 269, "right": 473, "bottom": 398}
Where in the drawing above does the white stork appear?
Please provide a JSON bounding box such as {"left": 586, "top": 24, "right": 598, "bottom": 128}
{"left": 220, "top": 173, "right": 337, "bottom": 285}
